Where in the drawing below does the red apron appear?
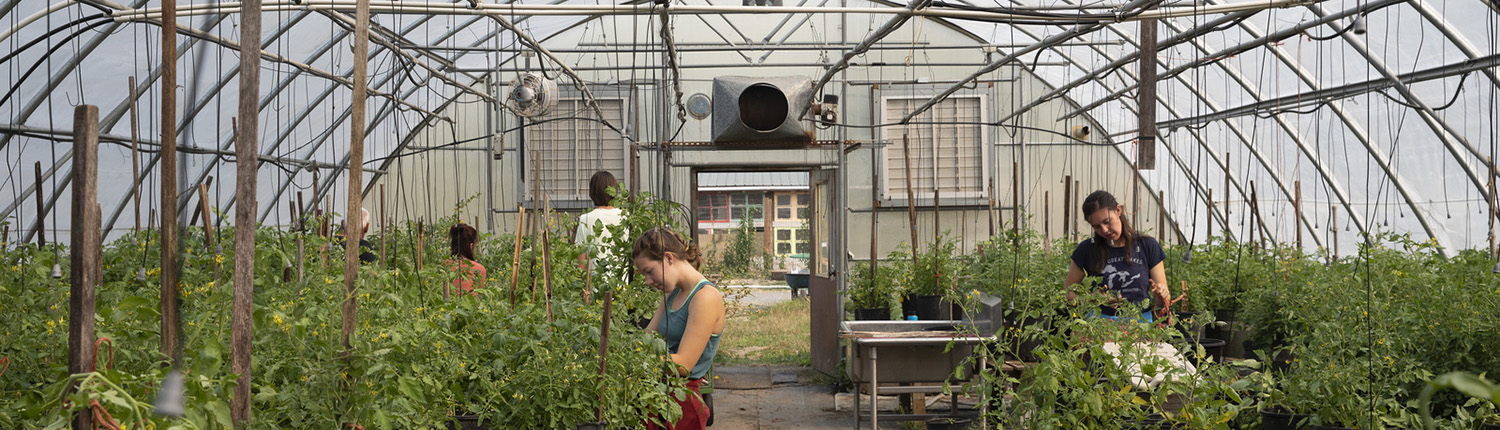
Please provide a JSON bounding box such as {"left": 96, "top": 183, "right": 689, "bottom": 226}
{"left": 647, "top": 378, "right": 708, "bottom": 430}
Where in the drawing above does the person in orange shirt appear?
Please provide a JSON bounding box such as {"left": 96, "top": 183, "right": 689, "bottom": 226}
{"left": 447, "top": 223, "right": 487, "bottom": 296}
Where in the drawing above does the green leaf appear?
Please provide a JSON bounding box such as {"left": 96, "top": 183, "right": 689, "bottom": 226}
{"left": 398, "top": 376, "right": 427, "bottom": 403}
{"left": 254, "top": 386, "right": 279, "bottom": 403}
{"left": 207, "top": 400, "right": 232, "bottom": 429}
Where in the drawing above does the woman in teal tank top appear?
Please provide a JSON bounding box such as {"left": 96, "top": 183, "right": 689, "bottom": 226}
{"left": 633, "top": 227, "right": 724, "bottom": 430}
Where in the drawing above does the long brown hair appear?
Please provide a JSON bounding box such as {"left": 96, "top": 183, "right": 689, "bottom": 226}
{"left": 632, "top": 227, "right": 701, "bottom": 270}
{"left": 1081, "top": 190, "right": 1149, "bottom": 273}
{"left": 449, "top": 223, "right": 478, "bottom": 261}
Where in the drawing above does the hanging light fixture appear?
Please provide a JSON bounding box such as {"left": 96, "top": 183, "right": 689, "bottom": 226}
{"left": 1352, "top": 15, "right": 1368, "bottom": 35}
{"left": 136, "top": 267, "right": 147, "bottom": 281}
{"left": 1491, "top": 260, "right": 1500, "bottom": 275}
{"left": 50, "top": 263, "right": 62, "bottom": 279}
{"left": 1181, "top": 246, "right": 1193, "bottom": 264}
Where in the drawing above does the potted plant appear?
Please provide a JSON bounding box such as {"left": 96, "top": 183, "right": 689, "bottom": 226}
{"left": 846, "top": 261, "right": 896, "bottom": 320}
{"left": 900, "top": 234, "right": 963, "bottom": 320}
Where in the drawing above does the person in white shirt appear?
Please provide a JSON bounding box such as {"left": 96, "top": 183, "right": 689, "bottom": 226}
{"left": 576, "top": 171, "right": 625, "bottom": 298}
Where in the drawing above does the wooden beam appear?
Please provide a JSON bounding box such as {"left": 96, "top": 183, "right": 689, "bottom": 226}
{"left": 231, "top": 0, "right": 263, "bottom": 424}
{"left": 160, "top": 0, "right": 181, "bottom": 367}
{"left": 68, "top": 104, "right": 100, "bottom": 430}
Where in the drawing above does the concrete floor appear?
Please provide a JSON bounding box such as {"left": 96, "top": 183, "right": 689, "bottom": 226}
{"left": 709, "top": 365, "right": 908, "bottom": 430}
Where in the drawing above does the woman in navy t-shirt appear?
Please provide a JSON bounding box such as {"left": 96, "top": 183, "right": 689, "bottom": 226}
{"left": 1063, "top": 190, "right": 1172, "bottom": 322}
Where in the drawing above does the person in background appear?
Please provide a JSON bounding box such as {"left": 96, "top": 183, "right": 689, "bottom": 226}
{"left": 357, "top": 208, "right": 377, "bottom": 265}
{"left": 447, "top": 223, "right": 487, "bottom": 296}
{"left": 1063, "top": 190, "right": 1172, "bottom": 323}
{"left": 633, "top": 227, "right": 723, "bottom": 430}
{"left": 576, "top": 171, "right": 625, "bottom": 299}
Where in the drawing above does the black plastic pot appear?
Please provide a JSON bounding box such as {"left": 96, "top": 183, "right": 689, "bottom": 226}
{"left": 901, "top": 296, "right": 918, "bottom": 318}
{"left": 912, "top": 294, "right": 945, "bottom": 320}
{"left": 1307, "top": 425, "right": 1357, "bottom": 430}
{"left": 1004, "top": 315, "right": 1048, "bottom": 362}
{"left": 924, "top": 417, "right": 971, "bottom": 430}
{"left": 447, "top": 415, "right": 487, "bottom": 430}
{"left": 853, "top": 307, "right": 890, "bottom": 321}
{"left": 573, "top": 422, "right": 605, "bottom": 430}
{"left": 1182, "top": 337, "right": 1226, "bottom": 366}
{"left": 1260, "top": 408, "right": 1310, "bottom": 430}
{"left": 1482, "top": 424, "right": 1500, "bottom": 430}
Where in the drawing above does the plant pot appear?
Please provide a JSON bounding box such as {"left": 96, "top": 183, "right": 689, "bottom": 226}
{"left": 573, "top": 422, "right": 606, "bottom": 430}
{"left": 853, "top": 307, "right": 891, "bottom": 321}
{"left": 924, "top": 417, "right": 971, "bottom": 430}
{"left": 901, "top": 296, "right": 917, "bottom": 318}
{"left": 1307, "top": 425, "right": 1358, "bottom": 430}
{"left": 1482, "top": 424, "right": 1500, "bottom": 430}
{"left": 912, "top": 294, "right": 945, "bottom": 320}
{"left": 1182, "top": 337, "right": 1226, "bottom": 366}
{"left": 447, "top": 415, "right": 488, "bottom": 430}
{"left": 1132, "top": 413, "right": 1181, "bottom": 429}
{"left": 945, "top": 298, "right": 966, "bottom": 321}
{"left": 1260, "top": 408, "right": 1310, "bottom": 430}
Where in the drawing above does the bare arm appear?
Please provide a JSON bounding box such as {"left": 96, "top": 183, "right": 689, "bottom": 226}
{"left": 1149, "top": 261, "right": 1170, "bottom": 310}
{"left": 669, "top": 286, "right": 725, "bottom": 377}
{"left": 1064, "top": 260, "right": 1086, "bottom": 302}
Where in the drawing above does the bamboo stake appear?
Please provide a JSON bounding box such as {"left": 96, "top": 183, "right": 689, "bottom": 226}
{"left": 296, "top": 192, "right": 306, "bottom": 232}
{"left": 68, "top": 105, "right": 100, "bottom": 430}
{"left": 32, "top": 162, "right": 45, "bottom": 246}
{"left": 509, "top": 205, "right": 526, "bottom": 306}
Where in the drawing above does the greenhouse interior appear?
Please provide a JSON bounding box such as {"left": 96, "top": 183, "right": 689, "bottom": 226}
{"left": 2, "top": 0, "right": 1499, "bottom": 427}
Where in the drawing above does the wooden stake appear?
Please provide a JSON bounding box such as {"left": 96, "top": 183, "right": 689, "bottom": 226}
{"left": 1074, "top": 179, "right": 1081, "bottom": 239}
{"left": 1012, "top": 162, "right": 1020, "bottom": 234}
{"left": 160, "top": 0, "right": 181, "bottom": 365}
{"left": 68, "top": 105, "right": 100, "bottom": 430}
{"left": 199, "top": 183, "right": 218, "bottom": 279}
{"left": 1043, "top": 191, "right": 1051, "bottom": 253}
{"left": 129, "top": 76, "right": 141, "bottom": 235}
{"left": 509, "top": 205, "right": 526, "bottom": 306}
{"left": 230, "top": 0, "right": 263, "bottom": 421}
{"left": 1206, "top": 188, "right": 1213, "bottom": 240}
{"left": 542, "top": 196, "right": 554, "bottom": 323}
{"left": 1294, "top": 181, "right": 1303, "bottom": 249}
{"left": 380, "top": 184, "right": 386, "bottom": 265}
{"left": 339, "top": 0, "right": 370, "bottom": 412}
{"left": 296, "top": 191, "right": 306, "bottom": 232}
{"left": 1158, "top": 191, "right": 1165, "bottom": 240}
{"left": 1062, "top": 175, "right": 1072, "bottom": 242}
{"left": 902, "top": 134, "right": 918, "bottom": 251}
{"left": 1137, "top": 18, "right": 1158, "bottom": 171}
{"left": 987, "top": 182, "right": 996, "bottom": 238}
{"left": 1223, "top": 153, "right": 1231, "bottom": 238}
{"left": 593, "top": 291, "right": 615, "bottom": 423}
{"left": 32, "top": 162, "right": 46, "bottom": 247}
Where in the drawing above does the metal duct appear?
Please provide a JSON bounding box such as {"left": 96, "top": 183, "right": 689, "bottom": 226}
{"left": 711, "top": 76, "right": 814, "bottom": 144}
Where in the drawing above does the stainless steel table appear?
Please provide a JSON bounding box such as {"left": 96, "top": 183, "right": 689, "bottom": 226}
{"left": 841, "top": 320, "right": 994, "bottom": 430}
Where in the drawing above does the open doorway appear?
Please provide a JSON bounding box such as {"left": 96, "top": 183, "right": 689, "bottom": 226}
{"left": 692, "top": 171, "right": 812, "bottom": 283}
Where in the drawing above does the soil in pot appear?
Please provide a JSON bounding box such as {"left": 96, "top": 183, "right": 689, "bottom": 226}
{"left": 853, "top": 307, "right": 890, "bottom": 321}
{"left": 912, "top": 294, "right": 945, "bottom": 320}
{"left": 1260, "top": 408, "right": 1311, "bottom": 430}
{"left": 924, "top": 417, "right": 972, "bottom": 430}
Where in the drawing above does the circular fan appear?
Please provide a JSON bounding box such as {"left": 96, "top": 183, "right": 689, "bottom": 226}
{"left": 506, "top": 73, "right": 558, "bottom": 118}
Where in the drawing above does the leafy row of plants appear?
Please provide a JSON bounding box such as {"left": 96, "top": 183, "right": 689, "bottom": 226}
{"left": 0, "top": 191, "right": 694, "bottom": 429}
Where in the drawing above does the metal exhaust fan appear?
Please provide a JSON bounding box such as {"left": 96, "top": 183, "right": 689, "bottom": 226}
{"left": 711, "top": 76, "right": 815, "bottom": 144}
{"left": 506, "top": 72, "right": 558, "bottom": 118}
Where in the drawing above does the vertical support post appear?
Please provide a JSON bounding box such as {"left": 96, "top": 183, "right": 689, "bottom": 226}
{"left": 542, "top": 196, "right": 554, "bottom": 323}
{"left": 1331, "top": 204, "right": 1339, "bottom": 260}
{"left": 1062, "top": 175, "right": 1071, "bottom": 241}
{"left": 1012, "top": 162, "right": 1020, "bottom": 234}
{"left": 1294, "top": 181, "right": 1303, "bottom": 249}
{"left": 1489, "top": 157, "right": 1496, "bottom": 260}
{"left": 68, "top": 105, "right": 100, "bottom": 430}
{"left": 1137, "top": 18, "right": 1158, "bottom": 171}
{"left": 231, "top": 0, "right": 263, "bottom": 424}
{"left": 1223, "top": 153, "right": 1231, "bottom": 238}
{"left": 296, "top": 192, "right": 306, "bottom": 231}
{"left": 902, "top": 135, "right": 918, "bottom": 251}
{"left": 32, "top": 162, "right": 46, "bottom": 246}
{"left": 129, "top": 77, "right": 141, "bottom": 234}
{"left": 379, "top": 184, "right": 386, "bottom": 265}
{"left": 159, "top": 0, "right": 181, "bottom": 366}
{"left": 341, "top": 0, "right": 371, "bottom": 408}
{"left": 1249, "top": 181, "right": 1260, "bottom": 247}
{"left": 509, "top": 205, "right": 526, "bottom": 306}
{"left": 1043, "top": 191, "right": 1051, "bottom": 253}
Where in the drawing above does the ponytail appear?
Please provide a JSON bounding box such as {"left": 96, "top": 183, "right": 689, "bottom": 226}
{"left": 449, "top": 223, "right": 478, "bottom": 261}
